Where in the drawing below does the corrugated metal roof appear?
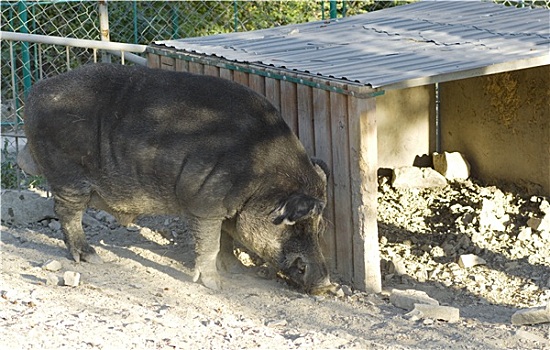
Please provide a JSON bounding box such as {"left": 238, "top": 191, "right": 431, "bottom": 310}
{"left": 153, "top": 1, "right": 550, "bottom": 90}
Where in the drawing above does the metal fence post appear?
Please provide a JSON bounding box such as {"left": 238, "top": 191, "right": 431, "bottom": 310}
{"left": 133, "top": 0, "right": 138, "bottom": 44}
{"left": 329, "top": 0, "right": 337, "bottom": 19}
{"left": 233, "top": 0, "right": 238, "bottom": 32}
{"left": 98, "top": 0, "right": 110, "bottom": 62}
{"left": 17, "top": 1, "right": 31, "bottom": 100}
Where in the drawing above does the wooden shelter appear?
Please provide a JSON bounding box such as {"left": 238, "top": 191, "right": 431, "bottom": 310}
{"left": 147, "top": 1, "right": 550, "bottom": 291}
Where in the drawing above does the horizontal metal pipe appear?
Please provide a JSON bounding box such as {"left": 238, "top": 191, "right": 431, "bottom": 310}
{"left": 106, "top": 50, "right": 147, "bottom": 66}
{"left": 0, "top": 31, "right": 147, "bottom": 53}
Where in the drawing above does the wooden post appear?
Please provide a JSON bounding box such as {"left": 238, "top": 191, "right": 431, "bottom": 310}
{"left": 234, "top": 70, "right": 249, "bottom": 86}
{"left": 265, "top": 78, "right": 281, "bottom": 115}
{"left": 160, "top": 56, "right": 175, "bottom": 71}
{"left": 348, "top": 96, "right": 381, "bottom": 293}
{"left": 297, "top": 84, "right": 315, "bottom": 156}
{"left": 330, "top": 91, "right": 353, "bottom": 283}
{"left": 188, "top": 61, "right": 204, "bottom": 75}
{"left": 219, "top": 67, "right": 233, "bottom": 81}
{"left": 147, "top": 53, "right": 160, "bottom": 69}
{"left": 280, "top": 80, "right": 298, "bottom": 134}
{"left": 204, "top": 65, "right": 220, "bottom": 77}
{"left": 249, "top": 74, "right": 266, "bottom": 97}
{"left": 175, "top": 59, "right": 189, "bottom": 72}
{"left": 313, "top": 88, "right": 336, "bottom": 272}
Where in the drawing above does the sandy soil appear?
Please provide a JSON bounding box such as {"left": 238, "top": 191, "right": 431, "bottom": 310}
{"left": 1, "top": 177, "right": 549, "bottom": 349}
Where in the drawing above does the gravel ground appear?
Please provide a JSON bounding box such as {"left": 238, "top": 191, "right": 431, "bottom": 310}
{"left": 1, "top": 176, "right": 549, "bottom": 349}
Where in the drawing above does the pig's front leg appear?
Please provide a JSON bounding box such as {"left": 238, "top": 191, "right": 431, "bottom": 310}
{"left": 190, "top": 217, "right": 223, "bottom": 290}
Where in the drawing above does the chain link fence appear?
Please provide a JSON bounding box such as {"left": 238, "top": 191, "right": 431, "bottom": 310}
{"left": 1, "top": 0, "right": 549, "bottom": 189}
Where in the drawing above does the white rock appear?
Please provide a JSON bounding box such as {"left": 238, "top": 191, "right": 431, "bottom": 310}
{"left": 0, "top": 190, "right": 55, "bottom": 225}
{"left": 341, "top": 285, "right": 353, "bottom": 296}
{"left": 265, "top": 319, "right": 288, "bottom": 327}
{"left": 479, "top": 199, "right": 507, "bottom": 231}
{"left": 390, "top": 258, "right": 408, "bottom": 276}
{"left": 95, "top": 210, "right": 117, "bottom": 224}
{"left": 82, "top": 213, "right": 105, "bottom": 229}
{"left": 517, "top": 227, "right": 532, "bottom": 241}
{"left": 457, "top": 254, "right": 487, "bottom": 269}
{"left": 527, "top": 215, "right": 550, "bottom": 232}
{"left": 511, "top": 304, "right": 550, "bottom": 325}
{"left": 406, "top": 303, "right": 460, "bottom": 323}
{"left": 48, "top": 220, "right": 62, "bottom": 231}
{"left": 391, "top": 166, "right": 447, "bottom": 189}
{"left": 389, "top": 289, "right": 439, "bottom": 311}
{"left": 63, "top": 271, "right": 81, "bottom": 287}
{"left": 433, "top": 151, "right": 470, "bottom": 180}
{"left": 42, "top": 260, "right": 62, "bottom": 272}
{"left": 46, "top": 273, "right": 60, "bottom": 286}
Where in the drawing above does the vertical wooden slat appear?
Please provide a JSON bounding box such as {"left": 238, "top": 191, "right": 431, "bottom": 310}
{"left": 189, "top": 61, "right": 204, "bottom": 75}
{"left": 330, "top": 91, "right": 353, "bottom": 283}
{"left": 175, "top": 59, "right": 189, "bottom": 72}
{"left": 204, "top": 65, "right": 220, "bottom": 77}
{"left": 280, "top": 80, "right": 298, "bottom": 134}
{"left": 265, "top": 78, "right": 281, "bottom": 113}
{"left": 348, "top": 96, "right": 381, "bottom": 293}
{"left": 160, "top": 56, "right": 175, "bottom": 71}
{"left": 297, "top": 84, "right": 315, "bottom": 156}
{"left": 313, "top": 88, "right": 336, "bottom": 273}
{"left": 234, "top": 70, "right": 249, "bottom": 87}
{"left": 219, "top": 68, "right": 233, "bottom": 81}
{"left": 249, "top": 74, "right": 266, "bottom": 97}
{"left": 147, "top": 53, "right": 160, "bottom": 69}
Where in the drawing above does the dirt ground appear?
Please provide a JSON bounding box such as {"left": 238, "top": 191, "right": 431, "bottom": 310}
{"left": 1, "top": 176, "right": 549, "bottom": 349}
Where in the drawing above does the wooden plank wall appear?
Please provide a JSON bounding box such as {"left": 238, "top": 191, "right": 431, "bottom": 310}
{"left": 147, "top": 53, "right": 380, "bottom": 291}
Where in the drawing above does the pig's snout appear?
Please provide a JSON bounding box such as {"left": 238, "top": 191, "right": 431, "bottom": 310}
{"left": 286, "top": 257, "right": 332, "bottom": 295}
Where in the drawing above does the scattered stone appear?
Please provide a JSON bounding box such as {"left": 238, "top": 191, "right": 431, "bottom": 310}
{"left": 42, "top": 260, "right": 62, "bottom": 272}
{"left": 265, "top": 319, "right": 288, "bottom": 327}
{"left": 527, "top": 215, "right": 550, "bottom": 232}
{"left": 517, "top": 227, "right": 532, "bottom": 241}
{"left": 433, "top": 151, "right": 470, "bottom": 181}
{"left": 479, "top": 199, "right": 507, "bottom": 232}
{"left": 405, "top": 303, "right": 460, "bottom": 323}
{"left": 389, "top": 258, "right": 408, "bottom": 276}
{"left": 0, "top": 190, "right": 55, "bottom": 225}
{"left": 46, "top": 273, "right": 60, "bottom": 286}
{"left": 511, "top": 304, "right": 550, "bottom": 325}
{"left": 389, "top": 289, "right": 439, "bottom": 311}
{"left": 48, "top": 220, "right": 62, "bottom": 231}
{"left": 391, "top": 166, "right": 447, "bottom": 189}
{"left": 331, "top": 288, "right": 345, "bottom": 298}
{"left": 82, "top": 213, "right": 105, "bottom": 229}
{"left": 341, "top": 285, "right": 353, "bottom": 297}
{"left": 515, "top": 329, "right": 549, "bottom": 345}
{"left": 63, "top": 271, "right": 81, "bottom": 287}
{"left": 457, "top": 254, "right": 487, "bottom": 269}
{"left": 126, "top": 224, "right": 140, "bottom": 232}
{"left": 95, "top": 210, "right": 117, "bottom": 225}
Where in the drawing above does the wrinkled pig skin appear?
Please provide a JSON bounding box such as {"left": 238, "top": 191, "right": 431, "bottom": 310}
{"left": 22, "top": 63, "right": 332, "bottom": 293}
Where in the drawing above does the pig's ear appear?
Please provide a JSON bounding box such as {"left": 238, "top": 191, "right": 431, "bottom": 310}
{"left": 311, "top": 158, "right": 329, "bottom": 181}
{"left": 272, "top": 193, "right": 325, "bottom": 225}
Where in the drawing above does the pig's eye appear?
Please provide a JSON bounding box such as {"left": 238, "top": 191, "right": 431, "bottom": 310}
{"left": 294, "top": 257, "right": 307, "bottom": 275}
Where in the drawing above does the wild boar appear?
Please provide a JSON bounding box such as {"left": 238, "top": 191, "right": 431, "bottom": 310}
{"left": 22, "top": 63, "right": 333, "bottom": 294}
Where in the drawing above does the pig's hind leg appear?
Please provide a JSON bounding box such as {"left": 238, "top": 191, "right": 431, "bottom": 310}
{"left": 53, "top": 186, "right": 103, "bottom": 264}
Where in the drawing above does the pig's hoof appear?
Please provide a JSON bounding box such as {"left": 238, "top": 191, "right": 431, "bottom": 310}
{"left": 82, "top": 251, "right": 103, "bottom": 264}
{"left": 193, "top": 270, "right": 221, "bottom": 290}
{"left": 70, "top": 245, "right": 103, "bottom": 264}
